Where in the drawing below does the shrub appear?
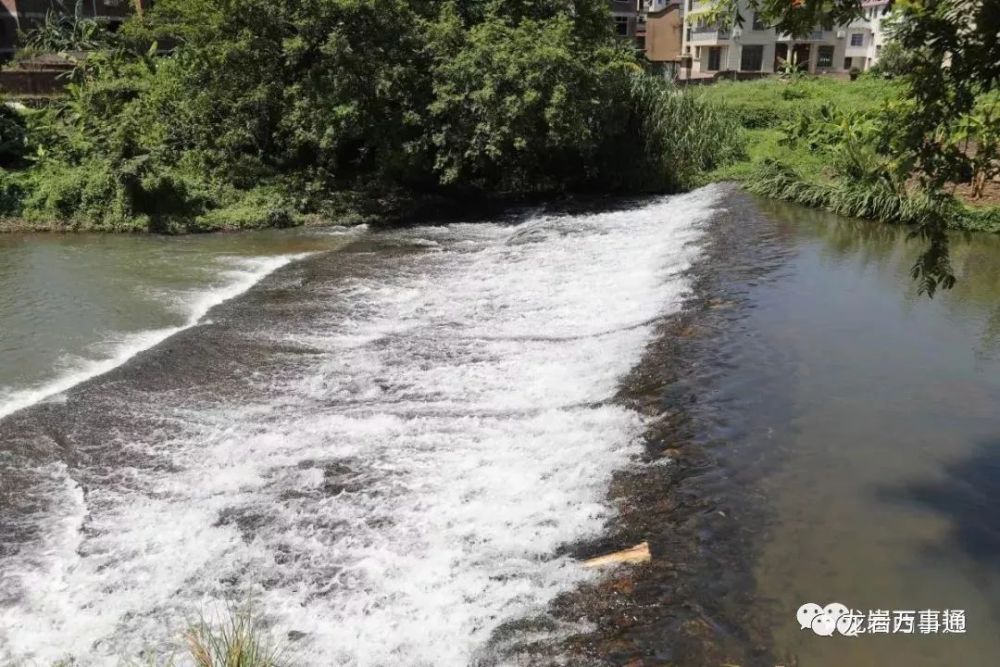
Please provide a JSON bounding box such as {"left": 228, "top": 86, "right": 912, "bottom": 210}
{"left": 0, "top": 104, "right": 29, "bottom": 168}
{"left": 0, "top": 169, "right": 29, "bottom": 217}
{"left": 190, "top": 188, "right": 296, "bottom": 233}
{"left": 870, "top": 41, "right": 921, "bottom": 79}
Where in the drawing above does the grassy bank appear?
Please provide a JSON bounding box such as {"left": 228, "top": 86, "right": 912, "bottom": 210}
{"left": 693, "top": 76, "right": 1000, "bottom": 234}
{"left": 695, "top": 76, "right": 902, "bottom": 182}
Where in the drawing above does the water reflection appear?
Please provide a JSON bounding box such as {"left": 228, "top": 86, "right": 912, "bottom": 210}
{"left": 759, "top": 197, "right": 1000, "bottom": 358}
{"left": 734, "top": 197, "right": 1000, "bottom": 666}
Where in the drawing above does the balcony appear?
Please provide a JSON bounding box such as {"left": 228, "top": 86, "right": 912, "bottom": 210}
{"left": 690, "top": 25, "right": 731, "bottom": 42}
{"left": 776, "top": 30, "right": 827, "bottom": 41}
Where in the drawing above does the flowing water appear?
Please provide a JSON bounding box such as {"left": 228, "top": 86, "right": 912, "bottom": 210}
{"left": 0, "top": 192, "right": 713, "bottom": 665}
{"left": 0, "top": 228, "right": 359, "bottom": 421}
{"left": 0, "top": 188, "right": 998, "bottom": 666}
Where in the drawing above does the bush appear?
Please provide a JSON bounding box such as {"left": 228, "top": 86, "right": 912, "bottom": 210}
{"left": 190, "top": 188, "right": 296, "bottom": 232}
{"left": 870, "top": 41, "right": 921, "bottom": 79}
{"left": 0, "top": 104, "right": 29, "bottom": 168}
{"left": 0, "top": 169, "right": 29, "bottom": 217}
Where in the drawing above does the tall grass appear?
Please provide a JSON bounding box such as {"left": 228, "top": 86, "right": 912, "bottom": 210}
{"left": 182, "top": 607, "right": 285, "bottom": 667}
{"left": 115, "top": 606, "right": 286, "bottom": 667}
{"left": 623, "top": 74, "right": 746, "bottom": 192}
{"left": 746, "top": 160, "right": 1000, "bottom": 233}
{"left": 692, "top": 75, "right": 903, "bottom": 130}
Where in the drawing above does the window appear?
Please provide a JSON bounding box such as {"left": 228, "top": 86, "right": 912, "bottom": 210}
{"left": 740, "top": 45, "right": 764, "bottom": 71}
{"left": 687, "top": 0, "right": 693, "bottom": 10}
{"left": 752, "top": 13, "right": 767, "bottom": 31}
{"left": 686, "top": 27, "right": 691, "bottom": 42}
{"left": 817, "top": 45, "right": 835, "bottom": 68}
{"left": 707, "top": 46, "right": 721, "bottom": 71}
{"left": 844, "top": 57, "right": 853, "bottom": 70}
{"left": 850, "top": 32, "right": 864, "bottom": 47}
{"left": 614, "top": 16, "right": 629, "bottom": 36}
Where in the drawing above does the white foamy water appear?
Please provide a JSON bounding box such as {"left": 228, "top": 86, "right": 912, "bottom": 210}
{"left": 0, "top": 255, "right": 307, "bottom": 421}
{"left": 0, "top": 187, "right": 722, "bottom": 666}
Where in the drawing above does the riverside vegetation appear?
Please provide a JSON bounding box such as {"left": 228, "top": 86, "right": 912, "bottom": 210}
{"left": 2, "top": 1, "right": 998, "bottom": 294}
{"left": 693, "top": 0, "right": 1000, "bottom": 293}
{"left": 695, "top": 71, "right": 1000, "bottom": 293}
{"left": 0, "top": 0, "right": 745, "bottom": 234}
{"left": 698, "top": 76, "right": 1000, "bottom": 238}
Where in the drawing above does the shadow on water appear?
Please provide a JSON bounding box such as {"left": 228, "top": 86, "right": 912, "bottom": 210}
{"left": 879, "top": 439, "right": 1000, "bottom": 568}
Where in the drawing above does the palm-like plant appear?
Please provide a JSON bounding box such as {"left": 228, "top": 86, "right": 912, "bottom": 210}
{"left": 21, "top": 0, "right": 105, "bottom": 52}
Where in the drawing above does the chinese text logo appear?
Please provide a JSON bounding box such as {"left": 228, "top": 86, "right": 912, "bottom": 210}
{"left": 797, "top": 603, "right": 966, "bottom": 637}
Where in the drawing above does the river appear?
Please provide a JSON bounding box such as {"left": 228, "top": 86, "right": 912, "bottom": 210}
{"left": 0, "top": 186, "right": 997, "bottom": 666}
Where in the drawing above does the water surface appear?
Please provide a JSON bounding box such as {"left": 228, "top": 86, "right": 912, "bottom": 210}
{"left": 2, "top": 191, "right": 998, "bottom": 666}
{"left": 0, "top": 228, "right": 355, "bottom": 419}
{"left": 0, "top": 192, "right": 717, "bottom": 665}
{"left": 733, "top": 202, "right": 1000, "bottom": 666}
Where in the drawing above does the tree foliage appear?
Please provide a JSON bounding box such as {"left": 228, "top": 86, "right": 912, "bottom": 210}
{"left": 0, "top": 0, "right": 744, "bottom": 231}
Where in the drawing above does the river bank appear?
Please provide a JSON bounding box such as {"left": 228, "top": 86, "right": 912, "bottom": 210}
{"left": 697, "top": 77, "right": 1000, "bottom": 236}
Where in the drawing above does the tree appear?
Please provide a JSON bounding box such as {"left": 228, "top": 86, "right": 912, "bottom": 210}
{"left": 5, "top": 0, "right": 745, "bottom": 230}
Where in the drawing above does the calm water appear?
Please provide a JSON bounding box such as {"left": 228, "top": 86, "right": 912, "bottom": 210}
{"left": 0, "top": 189, "right": 997, "bottom": 666}
{"left": 736, "top": 201, "right": 1000, "bottom": 666}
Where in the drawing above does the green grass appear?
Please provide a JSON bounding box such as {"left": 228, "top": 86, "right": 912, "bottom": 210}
{"left": 693, "top": 75, "right": 1000, "bottom": 233}
{"left": 693, "top": 75, "right": 902, "bottom": 184}
{"left": 692, "top": 75, "right": 902, "bottom": 130}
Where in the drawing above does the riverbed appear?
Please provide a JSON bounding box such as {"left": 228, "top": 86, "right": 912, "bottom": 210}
{"left": 0, "top": 187, "right": 998, "bottom": 666}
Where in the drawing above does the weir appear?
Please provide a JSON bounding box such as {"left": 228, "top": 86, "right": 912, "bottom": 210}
{"left": 0, "top": 188, "right": 721, "bottom": 665}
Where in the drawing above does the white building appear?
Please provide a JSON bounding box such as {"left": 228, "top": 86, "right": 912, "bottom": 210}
{"left": 680, "top": 0, "right": 893, "bottom": 77}
{"left": 844, "top": 0, "right": 892, "bottom": 72}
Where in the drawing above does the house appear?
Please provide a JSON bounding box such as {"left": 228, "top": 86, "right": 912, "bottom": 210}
{"left": 0, "top": 0, "right": 149, "bottom": 57}
{"left": 609, "top": 0, "right": 639, "bottom": 39}
{"left": 680, "top": 0, "right": 894, "bottom": 77}
{"left": 638, "top": 0, "right": 685, "bottom": 76}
